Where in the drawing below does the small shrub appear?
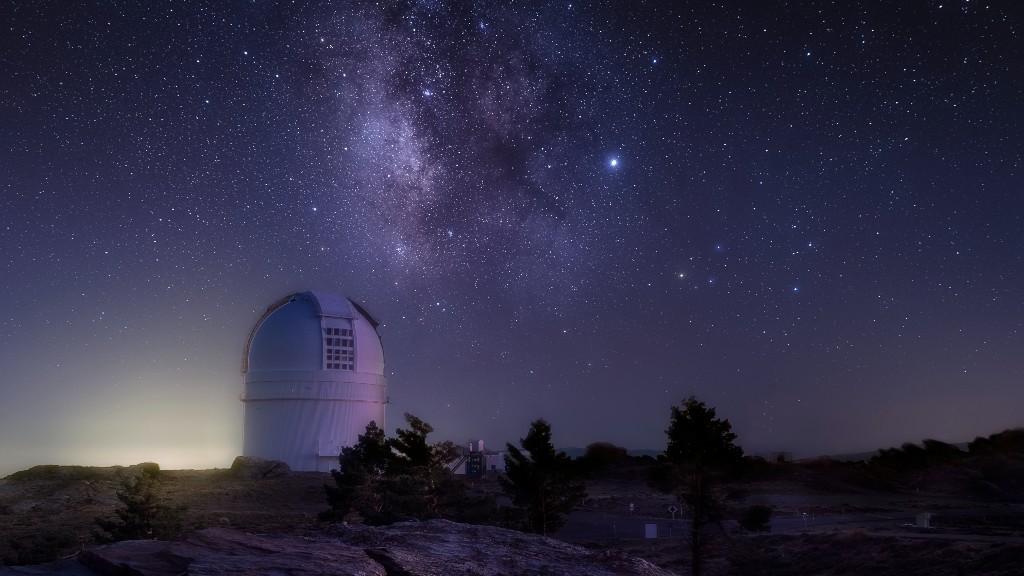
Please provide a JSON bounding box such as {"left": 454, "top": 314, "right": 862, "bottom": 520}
{"left": 94, "top": 463, "right": 186, "bottom": 542}
{"left": 576, "top": 442, "right": 630, "bottom": 475}
{"left": 739, "top": 504, "right": 773, "bottom": 533}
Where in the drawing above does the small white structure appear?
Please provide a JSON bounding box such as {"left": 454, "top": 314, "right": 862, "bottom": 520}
{"left": 241, "top": 291, "right": 386, "bottom": 471}
{"left": 449, "top": 440, "right": 507, "bottom": 476}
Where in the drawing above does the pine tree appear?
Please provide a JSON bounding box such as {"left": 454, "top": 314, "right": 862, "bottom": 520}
{"left": 501, "top": 419, "right": 585, "bottom": 535}
{"left": 95, "top": 463, "right": 186, "bottom": 542}
{"left": 323, "top": 421, "right": 392, "bottom": 521}
{"left": 651, "top": 397, "right": 743, "bottom": 576}
{"left": 323, "top": 414, "right": 493, "bottom": 525}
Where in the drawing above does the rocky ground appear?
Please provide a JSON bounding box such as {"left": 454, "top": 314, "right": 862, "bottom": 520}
{"left": 2, "top": 457, "right": 1023, "bottom": 574}
{"left": 0, "top": 522, "right": 677, "bottom": 576}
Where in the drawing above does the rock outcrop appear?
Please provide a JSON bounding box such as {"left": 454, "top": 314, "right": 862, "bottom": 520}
{"left": 0, "top": 520, "right": 677, "bottom": 576}
{"left": 333, "top": 520, "right": 675, "bottom": 575}
{"left": 227, "top": 456, "right": 292, "bottom": 479}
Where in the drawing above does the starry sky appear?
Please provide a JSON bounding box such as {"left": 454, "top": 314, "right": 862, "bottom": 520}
{"left": 2, "top": 1, "right": 1022, "bottom": 476}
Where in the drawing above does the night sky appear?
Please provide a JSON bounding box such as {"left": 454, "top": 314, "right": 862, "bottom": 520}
{"left": 2, "top": 1, "right": 1022, "bottom": 476}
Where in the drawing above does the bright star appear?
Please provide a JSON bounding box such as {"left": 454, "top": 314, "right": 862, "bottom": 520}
{"left": 609, "top": 158, "right": 619, "bottom": 168}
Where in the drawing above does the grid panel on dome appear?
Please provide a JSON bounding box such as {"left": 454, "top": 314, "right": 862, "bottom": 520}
{"left": 322, "top": 326, "right": 354, "bottom": 370}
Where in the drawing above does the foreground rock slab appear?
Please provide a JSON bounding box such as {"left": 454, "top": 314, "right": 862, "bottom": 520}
{"left": 332, "top": 519, "right": 676, "bottom": 576}
{"left": 78, "top": 527, "right": 383, "bottom": 576}
{"left": 1, "top": 520, "right": 677, "bottom": 576}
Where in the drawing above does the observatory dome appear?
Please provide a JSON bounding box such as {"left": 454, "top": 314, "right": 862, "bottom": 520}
{"left": 241, "top": 291, "right": 387, "bottom": 471}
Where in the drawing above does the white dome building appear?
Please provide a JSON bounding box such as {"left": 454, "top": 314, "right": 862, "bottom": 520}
{"left": 241, "top": 291, "right": 387, "bottom": 471}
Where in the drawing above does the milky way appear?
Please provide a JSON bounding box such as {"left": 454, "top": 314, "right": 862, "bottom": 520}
{"left": 1, "top": 1, "right": 1021, "bottom": 474}
{"left": 297, "top": 2, "right": 639, "bottom": 295}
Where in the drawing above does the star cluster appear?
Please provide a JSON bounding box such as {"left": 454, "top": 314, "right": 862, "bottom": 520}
{"left": 1, "top": 1, "right": 1021, "bottom": 473}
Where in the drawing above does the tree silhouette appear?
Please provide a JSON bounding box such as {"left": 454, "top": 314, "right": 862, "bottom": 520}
{"left": 378, "top": 413, "right": 461, "bottom": 523}
{"left": 95, "top": 463, "right": 186, "bottom": 542}
{"left": 323, "top": 414, "right": 490, "bottom": 525}
{"left": 323, "top": 420, "right": 392, "bottom": 521}
{"left": 501, "top": 419, "right": 585, "bottom": 535}
{"left": 651, "top": 397, "right": 743, "bottom": 576}
{"left": 390, "top": 413, "right": 458, "bottom": 474}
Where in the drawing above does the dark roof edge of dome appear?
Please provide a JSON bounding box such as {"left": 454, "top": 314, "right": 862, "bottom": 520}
{"left": 349, "top": 298, "right": 380, "bottom": 328}
{"left": 241, "top": 292, "right": 297, "bottom": 374}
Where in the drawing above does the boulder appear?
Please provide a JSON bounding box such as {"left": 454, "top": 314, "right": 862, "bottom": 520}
{"left": 228, "top": 456, "right": 291, "bottom": 479}
{"left": 0, "top": 521, "right": 677, "bottom": 576}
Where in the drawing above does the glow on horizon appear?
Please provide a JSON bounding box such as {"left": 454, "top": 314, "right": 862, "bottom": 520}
{"left": 4, "top": 447, "right": 238, "bottom": 477}
{"left": 0, "top": 372, "right": 241, "bottom": 477}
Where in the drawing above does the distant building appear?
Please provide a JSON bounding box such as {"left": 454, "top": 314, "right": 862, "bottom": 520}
{"left": 241, "top": 291, "right": 387, "bottom": 472}
{"left": 449, "top": 440, "right": 506, "bottom": 477}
